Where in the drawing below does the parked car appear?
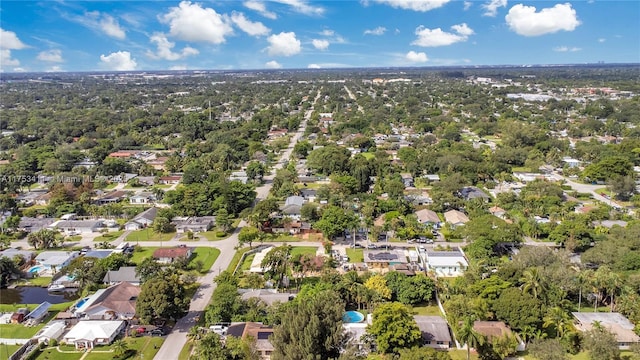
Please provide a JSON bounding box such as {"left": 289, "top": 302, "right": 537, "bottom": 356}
{"left": 350, "top": 243, "right": 363, "bottom": 248}
{"left": 367, "top": 244, "right": 377, "bottom": 249}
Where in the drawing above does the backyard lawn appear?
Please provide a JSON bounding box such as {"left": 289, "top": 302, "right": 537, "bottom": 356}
{"left": 130, "top": 247, "right": 159, "bottom": 264}
{"left": 227, "top": 247, "right": 253, "bottom": 272}
{"left": 0, "top": 343, "right": 21, "bottom": 358}
{"left": 411, "top": 303, "right": 442, "bottom": 316}
{"left": 190, "top": 247, "right": 221, "bottom": 273}
{"left": 290, "top": 246, "right": 318, "bottom": 257}
{"left": 21, "top": 276, "right": 53, "bottom": 287}
{"left": 126, "top": 229, "right": 175, "bottom": 242}
{"left": 241, "top": 254, "right": 256, "bottom": 271}
{"left": 32, "top": 337, "right": 164, "bottom": 360}
{"left": 346, "top": 248, "right": 364, "bottom": 262}
{"left": 0, "top": 310, "right": 61, "bottom": 338}
{"left": 93, "top": 230, "right": 124, "bottom": 242}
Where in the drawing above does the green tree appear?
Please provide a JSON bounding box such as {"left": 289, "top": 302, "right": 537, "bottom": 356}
{"left": 583, "top": 326, "right": 621, "bottom": 360}
{"left": 520, "top": 267, "right": 548, "bottom": 301}
{"left": 135, "top": 256, "right": 161, "bottom": 282}
{"left": 493, "top": 288, "right": 543, "bottom": 331}
{"left": 527, "top": 338, "right": 569, "bottom": 360}
{"left": 27, "top": 229, "right": 59, "bottom": 249}
{"left": 543, "top": 306, "right": 571, "bottom": 338}
{"left": 271, "top": 290, "right": 346, "bottom": 359}
{"left": 313, "top": 205, "right": 359, "bottom": 240}
{"left": 112, "top": 339, "right": 128, "bottom": 359}
{"left": 261, "top": 245, "right": 292, "bottom": 289}
{"left": 456, "top": 317, "right": 485, "bottom": 360}
{"left": 367, "top": 302, "right": 422, "bottom": 354}
{"left": 238, "top": 226, "right": 260, "bottom": 249}
{"left": 0, "top": 256, "right": 20, "bottom": 288}
{"left": 136, "top": 274, "right": 189, "bottom": 323}
{"left": 206, "top": 282, "right": 244, "bottom": 324}
{"left": 216, "top": 208, "right": 232, "bottom": 233}
{"left": 397, "top": 346, "right": 452, "bottom": 360}
{"left": 364, "top": 274, "right": 392, "bottom": 301}
{"left": 152, "top": 216, "right": 175, "bottom": 233}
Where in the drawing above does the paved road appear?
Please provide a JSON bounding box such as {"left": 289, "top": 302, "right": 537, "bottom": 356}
{"left": 153, "top": 92, "right": 318, "bottom": 360}
{"left": 343, "top": 85, "right": 364, "bottom": 113}
{"left": 551, "top": 171, "right": 624, "bottom": 209}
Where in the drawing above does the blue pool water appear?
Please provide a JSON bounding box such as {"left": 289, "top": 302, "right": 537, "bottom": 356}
{"left": 28, "top": 266, "right": 43, "bottom": 273}
{"left": 76, "top": 298, "right": 89, "bottom": 309}
{"left": 342, "top": 311, "right": 365, "bottom": 323}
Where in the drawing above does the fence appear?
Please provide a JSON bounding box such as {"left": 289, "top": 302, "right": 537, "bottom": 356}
{"left": 232, "top": 245, "right": 271, "bottom": 275}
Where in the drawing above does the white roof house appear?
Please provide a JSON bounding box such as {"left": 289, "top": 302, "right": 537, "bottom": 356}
{"left": 34, "top": 321, "right": 66, "bottom": 344}
{"left": 572, "top": 313, "right": 640, "bottom": 349}
{"left": 63, "top": 320, "right": 125, "bottom": 349}
{"left": 425, "top": 248, "right": 469, "bottom": 277}
{"left": 35, "top": 251, "right": 79, "bottom": 271}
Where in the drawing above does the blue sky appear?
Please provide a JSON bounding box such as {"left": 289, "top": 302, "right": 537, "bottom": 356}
{"left": 0, "top": 0, "right": 638, "bottom": 72}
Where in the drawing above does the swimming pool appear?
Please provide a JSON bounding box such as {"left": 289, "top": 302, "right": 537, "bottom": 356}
{"left": 76, "top": 298, "right": 89, "bottom": 309}
{"left": 28, "top": 266, "right": 43, "bottom": 273}
{"left": 342, "top": 311, "right": 365, "bottom": 323}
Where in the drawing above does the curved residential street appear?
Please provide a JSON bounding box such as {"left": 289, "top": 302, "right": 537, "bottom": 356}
{"left": 152, "top": 94, "right": 317, "bottom": 360}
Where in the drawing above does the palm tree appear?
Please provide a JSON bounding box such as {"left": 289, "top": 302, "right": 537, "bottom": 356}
{"left": 112, "top": 339, "right": 128, "bottom": 358}
{"left": 606, "top": 272, "right": 621, "bottom": 312}
{"left": 576, "top": 269, "right": 594, "bottom": 312}
{"left": 187, "top": 326, "right": 202, "bottom": 342}
{"left": 543, "top": 306, "right": 571, "bottom": 338}
{"left": 457, "top": 317, "right": 485, "bottom": 360}
{"left": 520, "top": 267, "right": 548, "bottom": 300}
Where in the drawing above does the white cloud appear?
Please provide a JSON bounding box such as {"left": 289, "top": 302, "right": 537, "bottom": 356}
{"left": 0, "top": 28, "right": 27, "bottom": 49}
{"left": 463, "top": 1, "right": 472, "bottom": 10}
{"left": 374, "top": 0, "right": 451, "bottom": 12}
{"left": 161, "top": 1, "right": 233, "bottom": 44}
{"left": 308, "top": 63, "right": 321, "bottom": 69}
{"left": 147, "top": 33, "right": 199, "bottom": 61}
{"left": 412, "top": 23, "right": 474, "bottom": 47}
{"left": 482, "top": 0, "right": 507, "bottom": 16}
{"left": 320, "top": 29, "right": 334, "bottom": 36}
{"left": 76, "top": 12, "right": 126, "bottom": 39}
{"left": 312, "top": 39, "right": 329, "bottom": 50}
{"left": 364, "top": 26, "right": 387, "bottom": 36}
{"left": 99, "top": 51, "right": 137, "bottom": 71}
{"left": 272, "top": 0, "right": 324, "bottom": 15}
{"left": 406, "top": 51, "right": 428, "bottom": 63}
{"left": 0, "top": 49, "right": 19, "bottom": 66}
{"left": 598, "top": 38, "right": 606, "bottom": 43}
{"left": 37, "top": 49, "right": 64, "bottom": 63}
{"left": 265, "top": 60, "right": 282, "bottom": 69}
{"left": 46, "top": 66, "right": 64, "bottom": 72}
{"left": 243, "top": 0, "right": 277, "bottom": 19}
{"left": 505, "top": 3, "right": 580, "bottom": 36}
{"left": 231, "top": 12, "right": 270, "bottom": 37}
{"left": 266, "top": 32, "right": 301, "bottom": 56}
{"left": 169, "top": 65, "right": 188, "bottom": 70}
{"left": 99, "top": 14, "right": 126, "bottom": 39}
{"left": 12, "top": 67, "right": 26, "bottom": 72}
{"left": 553, "top": 46, "right": 581, "bottom": 52}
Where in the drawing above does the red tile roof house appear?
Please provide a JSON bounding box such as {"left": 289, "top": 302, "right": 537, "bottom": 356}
{"left": 153, "top": 247, "right": 193, "bottom": 264}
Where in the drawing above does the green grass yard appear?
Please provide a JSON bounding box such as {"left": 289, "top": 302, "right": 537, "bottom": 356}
{"left": 346, "top": 248, "right": 364, "bottom": 262}
{"left": 290, "top": 246, "right": 318, "bottom": 257}
{"left": 130, "top": 247, "right": 159, "bottom": 264}
{"left": 241, "top": 254, "right": 256, "bottom": 271}
{"left": 0, "top": 343, "right": 21, "bottom": 358}
{"left": 126, "top": 228, "right": 175, "bottom": 242}
{"left": 227, "top": 247, "right": 253, "bottom": 272}
{"left": 93, "top": 230, "right": 124, "bottom": 242}
{"left": 410, "top": 303, "right": 442, "bottom": 316}
{"left": 190, "top": 247, "right": 220, "bottom": 274}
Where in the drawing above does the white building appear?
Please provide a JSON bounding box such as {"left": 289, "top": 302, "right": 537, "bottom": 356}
{"left": 424, "top": 248, "right": 469, "bottom": 277}
{"left": 34, "top": 321, "right": 66, "bottom": 344}
{"left": 63, "top": 320, "right": 125, "bottom": 349}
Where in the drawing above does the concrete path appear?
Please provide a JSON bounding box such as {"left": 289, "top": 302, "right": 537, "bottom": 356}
{"left": 153, "top": 92, "right": 318, "bottom": 360}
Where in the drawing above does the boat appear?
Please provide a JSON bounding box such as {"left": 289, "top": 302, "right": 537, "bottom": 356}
{"left": 48, "top": 284, "right": 65, "bottom": 292}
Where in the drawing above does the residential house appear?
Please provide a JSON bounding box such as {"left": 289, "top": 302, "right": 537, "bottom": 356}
{"left": 460, "top": 186, "right": 489, "bottom": 201}
{"left": 414, "top": 316, "right": 453, "bottom": 349}
{"left": 488, "top": 206, "right": 507, "bottom": 220}
{"left": 443, "top": 210, "right": 469, "bottom": 227}
{"left": 84, "top": 250, "right": 114, "bottom": 260}
{"left": 400, "top": 173, "right": 414, "bottom": 188}
{"left": 415, "top": 209, "right": 441, "bottom": 226}
{"left": 63, "top": 320, "right": 126, "bottom": 349}
{"left": 146, "top": 157, "right": 168, "bottom": 170}
{"left": 572, "top": 312, "right": 640, "bottom": 349}
{"left": 24, "top": 301, "right": 52, "bottom": 325}
{"left": 281, "top": 196, "right": 305, "bottom": 219}
{"left": 229, "top": 170, "right": 249, "bottom": 184}
{"left": 55, "top": 220, "right": 103, "bottom": 234}
{"left": 0, "top": 248, "right": 35, "bottom": 265}
{"left": 226, "top": 322, "right": 275, "bottom": 359}
{"left": 299, "top": 189, "right": 317, "bottom": 202}
{"left": 35, "top": 251, "right": 79, "bottom": 272}
{"left": 103, "top": 266, "right": 141, "bottom": 286}
{"left": 17, "top": 217, "right": 55, "bottom": 233}
{"left": 172, "top": 216, "right": 215, "bottom": 233}
{"left": 363, "top": 249, "right": 408, "bottom": 272}
{"left": 34, "top": 321, "right": 66, "bottom": 344}
{"left": 11, "top": 308, "right": 29, "bottom": 323}
{"left": 563, "top": 157, "right": 582, "bottom": 168}
{"left": 75, "top": 282, "right": 141, "bottom": 320}
{"left": 239, "top": 289, "right": 296, "bottom": 306}
{"left": 423, "top": 174, "right": 440, "bottom": 182}
{"left": 424, "top": 248, "right": 469, "bottom": 277}
{"left": 153, "top": 246, "right": 193, "bottom": 264}
{"left": 95, "top": 190, "right": 128, "bottom": 205}
{"left": 158, "top": 175, "right": 182, "bottom": 185}
{"left": 15, "top": 189, "right": 49, "bottom": 207}
{"left": 129, "top": 192, "right": 155, "bottom": 205}
{"left": 124, "top": 207, "right": 158, "bottom": 231}
{"left": 473, "top": 321, "right": 526, "bottom": 351}
{"left": 136, "top": 176, "right": 156, "bottom": 186}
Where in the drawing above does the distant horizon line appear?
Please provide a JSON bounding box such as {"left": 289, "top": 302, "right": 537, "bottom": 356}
{"left": 2, "top": 62, "right": 639, "bottom": 76}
